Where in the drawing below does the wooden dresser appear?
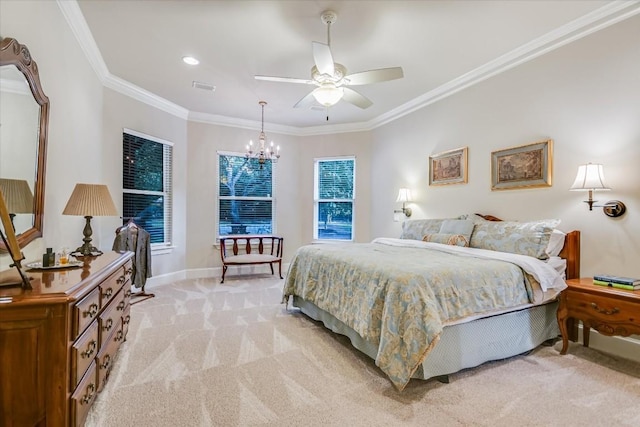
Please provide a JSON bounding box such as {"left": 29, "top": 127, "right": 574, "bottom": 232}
{"left": 0, "top": 251, "right": 134, "bottom": 426}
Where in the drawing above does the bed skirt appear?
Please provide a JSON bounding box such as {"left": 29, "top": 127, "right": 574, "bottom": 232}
{"left": 291, "top": 296, "right": 560, "bottom": 381}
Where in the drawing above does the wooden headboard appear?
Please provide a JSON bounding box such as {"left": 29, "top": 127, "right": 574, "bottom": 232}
{"left": 475, "top": 214, "right": 581, "bottom": 280}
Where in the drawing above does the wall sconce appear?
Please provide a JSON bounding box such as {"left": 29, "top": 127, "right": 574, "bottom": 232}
{"left": 570, "top": 163, "right": 626, "bottom": 217}
{"left": 394, "top": 188, "right": 413, "bottom": 218}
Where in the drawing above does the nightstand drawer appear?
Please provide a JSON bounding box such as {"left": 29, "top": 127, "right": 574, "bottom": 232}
{"left": 565, "top": 290, "right": 638, "bottom": 323}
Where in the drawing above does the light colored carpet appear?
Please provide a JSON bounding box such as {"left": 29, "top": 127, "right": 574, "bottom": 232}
{"left": 86, "top": 275, "right": 640, "bottom": 426}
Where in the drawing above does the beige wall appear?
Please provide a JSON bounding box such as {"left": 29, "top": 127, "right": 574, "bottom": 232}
{"left": 1, "top": 0, "right": 105, "bottom": 266}
{"left": 371, "top": 14, "right": 640, "bottom": 279}
{"left": 101, "top": 89, "right": 188, "bottom": 276}
{"left": 185, "top": 121, "right": 301, "bottom": 269}
{"left": 185, "top": 123, "right": 371, "bottom": 270}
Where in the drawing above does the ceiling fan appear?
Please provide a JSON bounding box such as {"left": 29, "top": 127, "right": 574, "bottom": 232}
{"left": 255, "top": 10, "right": 404, "bottom": 111}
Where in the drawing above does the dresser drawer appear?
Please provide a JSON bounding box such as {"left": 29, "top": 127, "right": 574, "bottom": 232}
{"left": 73, "top": 287, "right": 101, "bottom": 339}
{"left": 96, "top": 319, "right": 124, "bottom": 392}
{"left": 100, "top": 267, "right": 128, "bottom": 308}
{"left": 99, "top": 288, "right": 123, "bottom": 343}
{"left": 70, "top": 320, "right": 99, "bottom": 389}
{"left": 565, "top": 290, "right": 639, "bottom": 323}
{"left": 70, "top": 360, "right": 98, "bottom": 427}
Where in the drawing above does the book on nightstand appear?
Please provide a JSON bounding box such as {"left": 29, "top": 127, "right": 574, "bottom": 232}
{"left": 593, "top": 274, "right": 640, "bottom": 290}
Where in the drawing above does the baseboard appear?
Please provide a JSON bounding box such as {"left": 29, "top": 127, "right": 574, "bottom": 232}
{"left": 576, "top": 325, "right": 640, "bottom": 363}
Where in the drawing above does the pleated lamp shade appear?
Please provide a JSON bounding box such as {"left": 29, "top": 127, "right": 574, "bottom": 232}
{"left": 0, "top": 178, "right": 34, "bottom": 214}
{"left": 62, "top": 183, "right": 118, "bottom": 217}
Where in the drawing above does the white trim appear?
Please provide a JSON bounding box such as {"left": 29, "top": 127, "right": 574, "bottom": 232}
{"left": 60, "top": 0, "right": 640, "bottom": 135}
{"left": 56, "top": 0, "right": 189, "bottom": 120}
{"left": 123, "top": 128, "right": 174, "bottom": 146}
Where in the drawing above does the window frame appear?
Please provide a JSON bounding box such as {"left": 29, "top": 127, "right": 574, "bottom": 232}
{"left": 122, "top": 128, "right": 174, "bottom": 254}
{"left": 216, "top": 150, "right": 277, "bottom": 240}
{"left": 313, "top": 156, "right": 356, "bottom": 242}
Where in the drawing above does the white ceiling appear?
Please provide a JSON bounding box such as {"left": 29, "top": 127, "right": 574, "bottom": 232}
{"left": 71, "top": 1, "right": 637, "bottom": 133}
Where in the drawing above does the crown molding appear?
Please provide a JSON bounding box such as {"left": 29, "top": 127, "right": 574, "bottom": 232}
{"left": 56, "top": 0, "right": 188, "bottom": 120}
{"left": 60, "top": 0, "right": 640, "bottom": 136}
{"left": 369, "top": 0, "right": 640, "bottom": 130}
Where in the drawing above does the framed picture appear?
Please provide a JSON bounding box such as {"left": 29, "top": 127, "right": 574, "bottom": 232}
{"left": 429, "top": 147, "right": 468, "bottom": 186}
{"left": 491, "top": 139, "right": 553, "bottom": 190}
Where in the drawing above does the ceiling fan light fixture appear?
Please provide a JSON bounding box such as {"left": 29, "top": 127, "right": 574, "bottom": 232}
{"left": 313, "top": 85, "right": 344, "bottom": 107}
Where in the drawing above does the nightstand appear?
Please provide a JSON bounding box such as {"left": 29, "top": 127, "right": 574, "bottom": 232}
{"left": 557, "top": 277, "right": 640, "bottom": 354}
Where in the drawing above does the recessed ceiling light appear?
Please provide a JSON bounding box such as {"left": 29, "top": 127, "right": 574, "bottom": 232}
{"left": 182, "top": 56, "right": 199, "bottom": 65}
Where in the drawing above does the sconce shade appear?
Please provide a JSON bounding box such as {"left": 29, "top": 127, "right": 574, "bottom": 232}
{"left": 570, "top": 163, "right": 610, "bottom": 191}
{"left": 62, "top": 183, "right": 118, "bottom": 217}
{"left": 0, "top": 178, "right": 34, "bottom": 214}
{"left": 396, "top": 188, "right": 413, "bottom": 203}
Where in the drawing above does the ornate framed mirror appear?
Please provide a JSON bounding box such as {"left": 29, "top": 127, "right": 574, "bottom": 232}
{"left": 0, "top": 37, "right": 49, "bottom": 250}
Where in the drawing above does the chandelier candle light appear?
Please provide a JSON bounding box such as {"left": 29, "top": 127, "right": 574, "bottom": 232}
{"left": 246, "top": 101, "right": 280, "bottom": 169}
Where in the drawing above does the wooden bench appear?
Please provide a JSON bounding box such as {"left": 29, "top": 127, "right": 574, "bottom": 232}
{"left": 219, "top": 235, "right": 284, "bottom": 283}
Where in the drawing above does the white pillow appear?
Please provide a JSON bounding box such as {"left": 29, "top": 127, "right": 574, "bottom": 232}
{"left": 546, "top": 229, "right": 566, "bottom": 257}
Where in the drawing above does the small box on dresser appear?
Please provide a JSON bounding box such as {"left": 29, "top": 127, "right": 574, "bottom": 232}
{"left": 557, "top": 277, "right": 640, "bottom": 354}
{"left": 0, "top": 251, "right": 134, "bottom": 426}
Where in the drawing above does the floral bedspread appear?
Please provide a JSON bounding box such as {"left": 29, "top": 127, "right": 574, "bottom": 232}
{"left": 282, "top": 239, "right": 541, "bottom": 390}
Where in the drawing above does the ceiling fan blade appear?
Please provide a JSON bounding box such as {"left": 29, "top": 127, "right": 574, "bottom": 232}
{"left": 345, "top": 67, "right": 404, "bottom": 85}
{"left": 255, "top": 75, "right": 315, "bottom": 85}
{"left": 312, "top": 41, "right": 335, "bottom": 76}
{"left": 293, "top": 91, "right": 318, "bottom": 108}
{"left": 342, "top": 87, "right": 373, "bottom": 109}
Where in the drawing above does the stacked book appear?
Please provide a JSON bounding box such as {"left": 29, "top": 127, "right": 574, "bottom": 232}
{"left": 593, "top": 274, "right": 640, "bottom": 291}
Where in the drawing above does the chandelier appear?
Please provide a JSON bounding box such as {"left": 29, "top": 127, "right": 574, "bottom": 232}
{"left": 246, "top": 101, "right": 280, "bottom": 168}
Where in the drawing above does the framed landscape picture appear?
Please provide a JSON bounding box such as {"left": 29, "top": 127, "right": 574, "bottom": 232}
{"left": 429, "top": 147, "right": 468, "bottom": 186}
{"left": 491, "top": 139, "right": 553, "bottom": 190}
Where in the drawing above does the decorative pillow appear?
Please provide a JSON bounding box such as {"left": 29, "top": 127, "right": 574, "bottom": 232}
{"left": 401, "top": 219, "right": 450, "bottom": 240}
{"left": 439, "top": 219, "right": 475, "bottom": 243}
{"left": 422, "top": 233, "right": 469, "bottom": 247}
{"left": 469, "top": 219, "right": 561, "bottom": 260}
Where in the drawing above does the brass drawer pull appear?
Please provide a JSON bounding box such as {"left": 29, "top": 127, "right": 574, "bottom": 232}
{"left": 117, "top": 275, "right": 126, "bottom": 285}
{"left": 124, "top": 315, "right": 131, "bottom": 325}
{"left": 100, "top": 354, "right": 111, "bottom": 370}
{"left": 125, "top": 290, "right": 132, "bottom": 298}
{"left": 125, "top": 267, "right": 133, "bottom": 275}
{"left": 102, "top": 288, "right": 113, "bottom": 299}
{"left": 103, "top": 318, "right": 113, "bottom": 332}
{"left": 80, "top": 383, "right": 96, "bottom": 405}
{"left": 114, "top": 330, "right": 124, "bottom": 342}
{"left": 83, "top": 303, "right": 98, "bottom": 318}
{"left": 590, "top": 302, "right": 619, "bottom": 315}
{"left": 117, "top": 301, "right": 125, "bottom": 311}
{"left": 81, "top": 340, "right": 97, "bottom": 358}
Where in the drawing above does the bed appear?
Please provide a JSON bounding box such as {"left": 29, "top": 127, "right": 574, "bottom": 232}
{"left": 282, "top": 214, "right": 580, "bottom": 391}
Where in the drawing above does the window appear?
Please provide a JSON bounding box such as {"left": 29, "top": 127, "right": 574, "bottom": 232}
{"left": 217, "top": 152, "right": 275, "bottom": 237}
{"left": 314, "top": 157, "right": 355, "bottom": 241}
{"left": 122, "top": 129, "right": 173, "bottom": 248}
